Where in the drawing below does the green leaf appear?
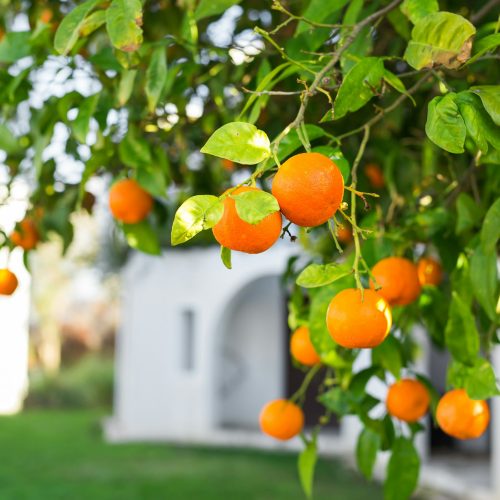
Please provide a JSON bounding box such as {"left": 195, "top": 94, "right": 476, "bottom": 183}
{"left": 356, "top": 428, "right": 381, "bottom": 480}
{"left": 79, "top": 9, "right": 107, "bottom": 36}
{"left": 171, "top": 195, "right": 224, "bottom": 246}
{"left": 455, "top": 193, "right": 482, "bottom": 234}
{"left": 122, "top": 221, "right": 161, "bottom": 255}
{"left": 0, "top": 123, "right": 21, "bottom": 154}
{"left": 384, "top": 438, "right": 420, "bottom": 500}
{"left": 106, "top": 0, "right": 143, "bottom": 52}
{"left": 445, "top": 292, "right": 480, "bottom": 366}
{"left": 296, "top": 0, "right": 350, "bottom": 34}
{"left": 220, "top": 246, "right": 232, "bottom": 269}
{"left": 54, "top": 0, "right": 99, "bottom": 55}
{"left": 349, "top": 367, "right": 382, "bottom": 400}
{"left": 298, "top": 440, "right": 317, "bottom": 499}
{"left": 372, "top": 336, "right": 402, "bottom": 379}
{"left": 0, "top": 31, "right": 31, "bottom": 62}
{"left": 425, "top": 94, "right": 466, "bottom": 153}
{"left": 296, "top": 263, "right": 352, "bottom": 288}
{"left": 136, "top": 164, "right": 167, "bottom": 199}
{"left": 465, "top": 358, "right": 500, "bottom": 400}
{"left": 308, "top": 285, "right": 338, "bottom": 355}
{"left": 333, "top": 57, "right": 385, "bottom": 120}
{"left": 145, "top": 47, "right": 168, "bottom": 113}
{"left": 119, "top": 129, "right": 152, "bottom": 168}
{"left": 72, "top": 93, "right": 99, "bottom": 143}
{"left": 118, "top": 70, "right": 137, "bottom": 107}
{"left": 383, "top": 69, "right": 415, "bottom": 105}
{"left": 481, "top": 199, "right": 500, "bottom": 254}
{"left": 318, "top": 387, "right": 351, "bottom": 416}
{"left": 467, "top": 34, "right": 500, "bottom": 66}
{"left": 401, "top": 0, "right": 438, "bottom": 24}
{"left": 456, "top": 92, "right": 500, "bottom": 153}
{"left": 232, "top": 190, "right": 279, "bottom": 225}
{"left": 470, "top": 245, "right": 498, "bottom": 321}
{"left": 404, "top": 12, "right": 476, "bottom": 70}
{"left": 194, "top": 0, "right": 241, "bottom": 21}
{"left": 471, "top": 86, "right": 500, "bottom": 126}
{"left": 201, "top": 122, "right": 271, "bottom": 165}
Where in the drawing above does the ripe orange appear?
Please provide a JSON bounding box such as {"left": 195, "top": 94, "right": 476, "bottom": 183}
{"left": 326, "top": 288, "right": 392, "bottom": 348}
{"left": 109, "top": 179, "right": 153, "bottom": 224}
{"left": 212, "top": 186, "right": 282, "bottom": 254}
{"left": 364, "top": 163, "right": 385, "bottom": 189}
{"left": 417, "top": 257, "right": 443, "bottom": 286}
{"left": 290, "top": 326, "right": 320, "bottom": 366}
{"left": 0, "top": 269, "right": 19, "bottom": 295}
{"left": 337, "top": 224, "right": 353, "bottom": 244}
{"left": 10, "top": 218, "right": 39, "bottom": 250}
{"left": 370, "top": 257, "right": 421, "bottom": 306}
{"left": 272, "top": 152, "right": 344, "bottom": 227}
{"left": 259, "top": 399, "right": 304, "bottom": 440}
{"left": 386, "top": 379, "right": 430, "bottom": 422}
{"left": 40, "top": 8, "right": 53, "bottom": 24}
{"left": 436, "top": 389, "right": 489, "bottom": 440}
{"left": 222, "top": 159, "right": 235, "bottom": 171}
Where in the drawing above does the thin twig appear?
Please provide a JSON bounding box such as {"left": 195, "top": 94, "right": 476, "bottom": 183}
{"left": 471, "top": 0, "right": 500, "bottom": 23}
{"left": 241, "top": 87, "right": 303, "bottom": 96}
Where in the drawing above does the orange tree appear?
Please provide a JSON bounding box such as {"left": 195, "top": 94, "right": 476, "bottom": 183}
{"left": 0, "top": 0, "right": 499, "bottom": 498}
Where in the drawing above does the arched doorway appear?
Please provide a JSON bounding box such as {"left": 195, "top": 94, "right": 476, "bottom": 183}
{"left": 215, "top": 275, "right": 286, "bottom": 430}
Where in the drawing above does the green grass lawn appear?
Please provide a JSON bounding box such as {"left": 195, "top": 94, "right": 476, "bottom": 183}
{"left": 0, "top": 410, "right": 382, "bottom": 500}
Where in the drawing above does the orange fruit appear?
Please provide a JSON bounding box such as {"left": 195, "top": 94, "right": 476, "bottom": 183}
{"left": 364, "top": 163, "right": 385, "bottom": 189}
{"left": 10, "top": 218, "right": 39, "bottom": 250}
{"left": 417, "top": 257, "right": 443, "bottom": 286}
{"left": 290, "top": 326, "right": 320, "bottom": 366}
{"left": 386, "top": 379, "right": 430, "bottom": 422}
{"left": 0, "top": 269, "right": 19, "bottom": 295}
{"left": 109, "top": 179, "right": 153, "bottom": 224}
{"left": 259, "top": 399, "right": 304, "bottom": 440}
{"left": 436, "top": 389, "right": 489, "bottom": 440}
{"left": 337, "top": 224, "right": 353, "bottom": 244}
{"left": 222, "top": 159, "right": 235, "bottom": 171}
{"left": 212, "top": 186, "right": 282, "bottom": 254}
{"left": 326, "top": 288, "right": 392, "bottom": 348}
{"left": 272, "top": 152, "right": 344, "bottom": 227}
{"left": 40, "top": 8, "right": 53, "bottom": 24}
{"left": 370, "top": 257, "right": 421, "bottom": 306}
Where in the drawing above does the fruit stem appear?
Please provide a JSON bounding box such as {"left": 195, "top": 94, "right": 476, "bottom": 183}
{"left": 350, "top": 125, "right": 371, "bottom": 295}
{"left": 290, "top": 363, "right": 321, "bottom": 405}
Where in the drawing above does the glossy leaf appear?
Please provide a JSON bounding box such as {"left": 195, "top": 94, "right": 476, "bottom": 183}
{"left": 72, "top": 94, "right": 99, "bottom": 143}
{"left": 122, "top": 221, "right": 161, "bottom": 255}
{"left": 194, "top": 0, "right": 241, "bottom": 21}
{"left": 298, "top": 439, "right": 317, "bottom": 499}
{"left": 425, "top": 94, "right": 466, "bottom": 153}
{"left": 145, "top": 47, "right": 168, "bottom": 113}
{"left": 332, "top": 57, "right": 385, "bottom": 120}
{"left": 455, "top": 193, "right": 482, "bottom": 234}
{"left": 201, "top": 122, "right": 271, "bottom": 165}
{"left": 372, "top": 336, "right": 402, "bottom": 379}
{"left": 481, "top": 198, "right": 500, "bottom": 254}
{"left": 465, "top": 358, "right": 500, "bottom": 400}
{"left": 118, "top": 70, "right": 138, "bottom": 107}
{"left": 356, "top": 427, "right": 381, "bottom": 480}
{"left": 404, "top": 12, "right": 476, "bottom": 70}
{"left": 106, "top": 0, "right": 143, "bottom": 52}
{"left": 54, "top": 0, "right": 99, "bottom": 55}
{"left": 296, "top": 263, "right": 352, "bottom": 288}
{"left": 232, "top": 190, "right": 279, "bottom": 225}
{"left": 470, "top": 245, "right": 498, "bottom": 321}
{"left": 445, "top": 292, "right": 479, "bottom": 366}
{"left": 401, "top": 0, "right": 438, "bottom": 24}
{"left": 171, "top": 195, "right": 224, "bottom": 245}
{"left": 220, "top": 246, "right": 232, "bottom": 269}
{"left": 384, "top": 438, "right": 420, "bottom": 500}
{"left": 471, "top": 85, "right": 500, "bottom": 126}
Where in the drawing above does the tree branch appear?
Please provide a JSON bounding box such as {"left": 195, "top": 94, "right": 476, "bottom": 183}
{"left": 471, "top": 0, "right": 500, "bottom": 23}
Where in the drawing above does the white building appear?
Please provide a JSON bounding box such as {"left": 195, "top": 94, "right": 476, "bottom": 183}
{"left": 105, "top": 246, "right": 500, "bottom": 500}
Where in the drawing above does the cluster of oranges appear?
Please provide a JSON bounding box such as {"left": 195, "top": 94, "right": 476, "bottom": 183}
{"left": 0, "top": 217, "right": 41, "bottom": 297}
{"left": 213, "top": 152, "right": 345, "bottom": 253}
